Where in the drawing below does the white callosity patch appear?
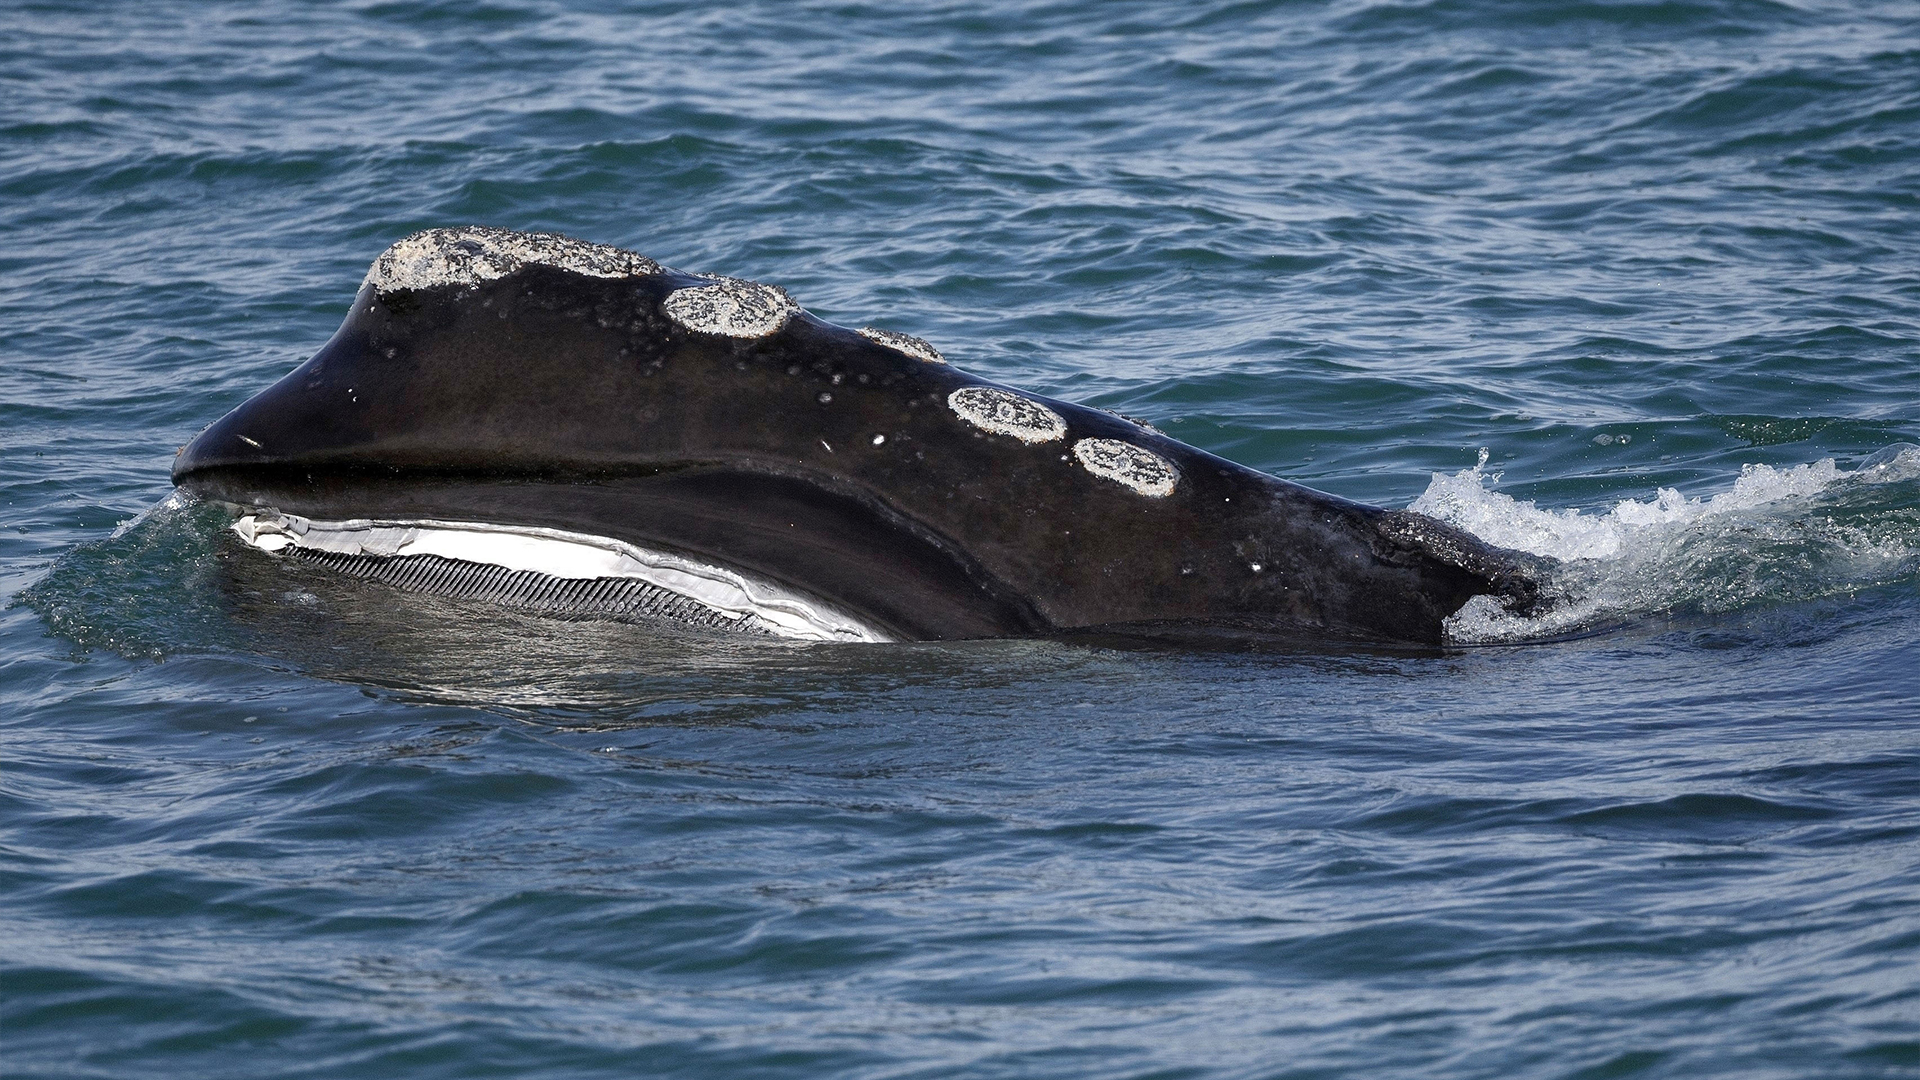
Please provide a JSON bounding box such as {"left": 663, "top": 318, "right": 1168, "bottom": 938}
{"left": 1104, "top": 409, "right": 1163, "bottom": 436}
{"left": 1411, "top": 444, "right": 1920, "bottom": 644}
{"left": 947, "top": 386, "right": 1067, "bottom": 444}
{"left": 858, "top": 327, "right": 946, "bottom": 364}
{"left": 363, "top": 226, "right": 661, "bottom": 294}
{"left": 1072, "top": 438, "right": 1178, "bottom": 497}
{"left": 229, "top": 513, "right": 891, "bottom": 643}
{"left": 662, "top": 276, "right": 800, "bottom": 339}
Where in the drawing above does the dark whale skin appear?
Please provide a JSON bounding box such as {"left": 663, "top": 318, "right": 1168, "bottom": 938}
{"left": 172, "top": 253, "right": 1545, "bottom": 645}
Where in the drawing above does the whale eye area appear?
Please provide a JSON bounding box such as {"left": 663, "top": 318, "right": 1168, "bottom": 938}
{"left": 1073, "top": 438, "right": 1178, "bottom": 497}
{"left": 363, "top": 225, "right": 662, "bottom": 293}
{"left": 947, "top": 387, "right": 1067, "bottom": 444}
{"left": 858, "top": 326, "right": 946, "bottom": 364}
{"left": 662, "top": 277, "right": 800, "bottom": 339}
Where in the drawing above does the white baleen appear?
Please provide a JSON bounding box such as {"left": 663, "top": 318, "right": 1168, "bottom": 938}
{"left": 230, "top": 512, "right": 892, "bottom": 643}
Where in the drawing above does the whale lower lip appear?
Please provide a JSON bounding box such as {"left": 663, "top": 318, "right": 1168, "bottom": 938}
{"left": 227, "top": 511, "right": 892, "bottom": 642}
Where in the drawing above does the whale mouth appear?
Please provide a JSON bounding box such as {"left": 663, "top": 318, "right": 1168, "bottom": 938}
{"left": 226, "top": 511, "right": 894, "bottom": 643}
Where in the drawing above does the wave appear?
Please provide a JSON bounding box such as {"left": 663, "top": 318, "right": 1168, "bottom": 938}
{"left": 1416, "top": 444, "right": 1920, "bottom": 642}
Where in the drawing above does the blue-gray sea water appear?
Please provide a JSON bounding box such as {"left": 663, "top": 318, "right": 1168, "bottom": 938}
{"left": 5, "top": 1, "right": 1920, "bottom": 1077}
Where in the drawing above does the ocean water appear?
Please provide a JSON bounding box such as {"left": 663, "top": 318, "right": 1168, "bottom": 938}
{"left": 4, "top": 0, "right": 1920, "bottom": 1076}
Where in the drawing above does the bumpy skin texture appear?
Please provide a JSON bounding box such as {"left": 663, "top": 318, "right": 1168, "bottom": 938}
{"left": 173, "top": 229, "right": 1546, "bottom": 645}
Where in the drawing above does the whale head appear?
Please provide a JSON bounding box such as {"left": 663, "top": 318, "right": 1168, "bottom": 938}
{"left": 175, "top": 227, "right": 1549, "bottom": 645}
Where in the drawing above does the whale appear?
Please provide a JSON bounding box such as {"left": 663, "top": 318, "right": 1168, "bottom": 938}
{"left": 171, "top": 226, "right": 1549, "bottom": 646}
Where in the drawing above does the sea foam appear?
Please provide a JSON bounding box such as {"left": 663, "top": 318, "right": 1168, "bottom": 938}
{"left": 1414, "top": 445, "right": 1920, "bottom": 643}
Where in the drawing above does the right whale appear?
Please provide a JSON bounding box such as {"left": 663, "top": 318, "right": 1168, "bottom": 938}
{"left": 171, "top": 227, "right": 1551, "bottom": 647}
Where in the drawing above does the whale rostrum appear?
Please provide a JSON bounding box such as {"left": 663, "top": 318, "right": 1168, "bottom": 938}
{"left": 173, "top": 226, "right": 1550, "bottom": 645}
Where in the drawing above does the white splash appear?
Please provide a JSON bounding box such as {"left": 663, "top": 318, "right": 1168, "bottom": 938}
{"left": 112, "top": 488, "right": 194, "bottom": 540}
{"left": 1414, "top": 444, "right": 1920, "bottom": 643}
